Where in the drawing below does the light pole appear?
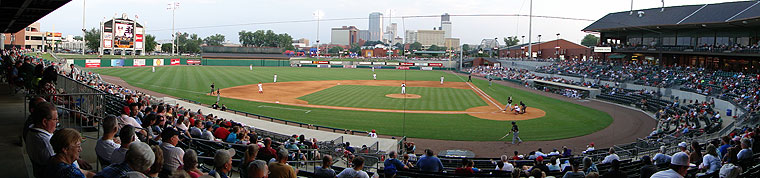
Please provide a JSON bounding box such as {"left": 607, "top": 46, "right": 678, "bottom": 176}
{"left": 493, "top": 37, "right": 498, "bottom": 58}
{"left": 313, "top": 10, "right": 323, "bottom": 59}
{"left": 527, "top": 0, "right": 533, "bottom": 60}
{"left": 556, "top": 33, "right": 560, "bottom": 59}
{"left": 82, "top": 0, "right": 86, "bottom": 54}
{"left": 167, "top": 2, "right": 179, "bottom": 56}
{"left": 521, "top": 36, "right": 525, "bottom": 58}
{"left": 537, "top": 34, "right": 542, "bottom": 59}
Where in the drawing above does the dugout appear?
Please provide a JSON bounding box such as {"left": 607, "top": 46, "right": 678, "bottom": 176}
{"left": 528, "top": 79, "right": 600, "bottom": 99}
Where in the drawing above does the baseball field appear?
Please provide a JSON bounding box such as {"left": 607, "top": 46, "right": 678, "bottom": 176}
{"left": 90, "top": 66, "right": 612, "bottom": 141}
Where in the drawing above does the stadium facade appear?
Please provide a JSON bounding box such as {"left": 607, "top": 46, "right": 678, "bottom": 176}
{"left": 584, "top": 1, "right": 760, "bottom": 72}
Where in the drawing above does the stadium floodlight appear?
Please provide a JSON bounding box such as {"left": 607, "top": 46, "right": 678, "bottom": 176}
{"left": 313, "top": 10, "right": 324, "bottom": 59}
{"left": 167, "top": 1, "right": 180, "bottom": 56}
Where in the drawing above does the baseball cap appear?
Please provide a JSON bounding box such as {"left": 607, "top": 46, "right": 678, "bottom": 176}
{"left": 677, "top": 142, "right": 688, "bottom": 148}
{"left": 670, "top": 152, "right": 689, "bottom": 166}
{"left": 161, "top": 127, "right": 180, "bottom": 138}
{"left": 536, "top": 156, "right": 543, "bottom": 162}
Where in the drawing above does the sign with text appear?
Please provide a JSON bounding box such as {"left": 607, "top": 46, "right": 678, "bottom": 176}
{"left": 85, "top": 59, "right": 101, "bottom": 68}
{"left": 594, "top": 47, "right": 612, "bottom": 53}
{"left": 133, "top": 59, "right": 145, "bottom": 66}
{"left": 428, "top": 63, "right": 443, "bottom": 67}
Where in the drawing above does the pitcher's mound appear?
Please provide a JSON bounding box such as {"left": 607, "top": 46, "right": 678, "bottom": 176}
{"left": 386, "top": 94, "right": 421, "bottom": 99}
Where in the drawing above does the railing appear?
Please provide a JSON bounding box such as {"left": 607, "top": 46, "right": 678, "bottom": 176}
{"left": 612, "top": 46, "right": 760, "bottom": 55}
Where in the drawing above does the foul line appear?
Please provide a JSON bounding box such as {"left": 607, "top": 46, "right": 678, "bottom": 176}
{"left": 466, "top": 82, "right": 503, "bottom": 110}
{"left": 258, "top": 105, "right": 312, "bottom": 113}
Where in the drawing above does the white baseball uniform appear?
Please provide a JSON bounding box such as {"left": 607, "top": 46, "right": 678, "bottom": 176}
{"left": 372, "top": 67, "right": 375, "bottom": 72}
{"left": 258, "top": 83, "right": 263, "bottom": 92}
{"left": 440, "top": 76, "right": 444, "bottom": 85}
{"left": 250, "top": 64, "right": 253, "bottom": 70}
{"left": 152, "top": 66, "right": 155, "bottom": 72}
{"left": 273, "top": 74, "right": 277, "bottom": 83}
{"left": 373, "top": 74, "right": 377, "bottom": 80}
{"left": 401, "top": 84, "right": 406, "bottom": 94}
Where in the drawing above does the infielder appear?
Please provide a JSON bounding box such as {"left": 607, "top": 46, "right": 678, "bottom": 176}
{"left": 372, "top": 66, "right": 375, "bottom": 72}
{"left": 257, "top": 82, "right": 263, "bottom": 94}
{"left": 273, "top": 74, "right": 278, "bottom": 83}
{"left": 440, "top": 76, "right": 444, "bottom": 85}
{"left": 401, "top": 83, "right": 406, "bottom": 94}
{"left": 210, "top": 82, "right": 215, "bottom": 94}
{"left": 511, "top": 121, "right": 522, "bottom": 144}
{"left": 373, "top": 73, "right": 377, "bottom": 80}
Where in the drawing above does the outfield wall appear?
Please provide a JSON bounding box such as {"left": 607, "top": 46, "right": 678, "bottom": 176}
{"left": 67, "top": 58, "right": 289, "bottom": 68}
{"left": 291, "top": 60, "right": 456, "bottom": 70}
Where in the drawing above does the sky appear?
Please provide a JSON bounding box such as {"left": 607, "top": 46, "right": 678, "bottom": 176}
{"left": 37, "top": 0, "right": 741, "bottom": 46}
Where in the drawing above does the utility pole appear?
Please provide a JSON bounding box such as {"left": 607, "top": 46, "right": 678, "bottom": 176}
{"left": 528, "top": 0, "right": 533, "bottom": 60}
{"left": 82, "top": 0, "right": 86, "bottom": 55}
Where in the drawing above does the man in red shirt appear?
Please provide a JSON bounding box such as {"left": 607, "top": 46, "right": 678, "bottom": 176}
{"left": 213, "top": 122, "right": 231, "bottom": 140}
{"left": 257, "top": 138, "right": 277, "bottom": 161}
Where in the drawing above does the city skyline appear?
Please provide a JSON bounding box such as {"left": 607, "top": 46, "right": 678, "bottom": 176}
{"left": 36, "top": 0, "right": 740, "bottom": 46}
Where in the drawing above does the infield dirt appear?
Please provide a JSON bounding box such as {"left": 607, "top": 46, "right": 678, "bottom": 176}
{"left": 216, "top": 80, "right": 545, "bottom": 121}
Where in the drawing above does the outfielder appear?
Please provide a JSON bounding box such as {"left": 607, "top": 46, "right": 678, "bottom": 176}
{"left": 373, "top": 73, "right": 377, "bottom": 80}
{"left": 440, "top": 76, "right": 444, "bottom": 85}
{"left": 257, "top": 82, "right": 263, "bottom": 94}
{"left": 511, "top": 121, "right": 522, "bottom": 144}
{"left": 249, "top": 64, "right": 253, "bottom": 71}
{"left": 273, "top": 74, "right": 278, "bottom": 83}
{"left": 401, "top": 83, "right": 406, "bottom": 94}
{"left": 372, "top": 66, "right": 375, "bottom": 72}
{"left": 152, "top": 66, "right": 155, "bottom": 73}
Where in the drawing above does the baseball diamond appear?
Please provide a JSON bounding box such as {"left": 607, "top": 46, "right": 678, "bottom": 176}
{"left": 90, "top": 66, "right": 611, "bottom": 141}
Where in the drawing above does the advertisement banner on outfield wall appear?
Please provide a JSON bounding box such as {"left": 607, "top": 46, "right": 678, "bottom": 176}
{"left": 421, "top": 67, "right": 433, "bottom": 70}
{"left": 85, "top": 59, "right": 101, "bottom": 68}
{"left": 415, "top": 63, "right": 426, "bottom": 66}
{"left": 170, "top": 59, "right": 180, "bottom": 65}
{"left": 386, "top": 62, "right": 400, "bottom": 66}
{"left": 154, "top": 59, "right": 164, "bottom": 66}
{"left": 315, "top": 61, "right": 329, "bottom": 64}
{"left": 187, "top": 59, "right": 201, "bottom": 65}
{"left": 111, "top": 59, "right": 125, "bottom": 67}
{"left": 358, "top": 62, "right": 372, "bottom": 65}
{"left": 343, "top": 65, "right": 357, "bottom": 68}
{"left": 396, "top": 66, "right": 410, "bottom": 70}
{"left": 401, "top": 62, "right": 414, "bottom": 66}
{"left": 329, "top": 61, "right": 343, "bottom": 65}
{"left": 428, "top": 63, "right": 443, "bottom": 67}
{"left": 317, "top": 64, "right": 331, "bottom": 68}
{"left": 372, "top": 62, "right": 385, "bottom": 65}
{"left": 299, "top": 61, "right": 312, "bottom": 64}
{"left": 133, "top": 59, "right": 145, "bottom": 66}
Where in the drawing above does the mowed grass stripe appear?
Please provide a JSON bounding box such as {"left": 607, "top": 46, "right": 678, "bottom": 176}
{"left": 298, "top": 85, "right": 485, "bottom": 111}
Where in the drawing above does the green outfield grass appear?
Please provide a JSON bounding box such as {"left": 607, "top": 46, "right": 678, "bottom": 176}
{"left": 298, "top": 85, "right": 486, "bottom": 111}
{"left": 89, "top": 66, "right": 612, "bottom": 141}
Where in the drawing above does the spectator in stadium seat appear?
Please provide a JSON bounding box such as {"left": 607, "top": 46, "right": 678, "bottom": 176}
{"left": 562, "top": 146, "right": 572, "bottom": 157}
{"left": 600, "top": 148, "right": 619, "bottom": 164}
{"left": 582, "top": 157, "right": 598, "bottom": 174}
{"left": 247, "top": 160, "right": 268, "bottom": 178}
{"left": 737, "top": 138, "right": 753, "bottom": 161}
{"left": 547, "top": 157, "right": 561, "bottom": 172}
{"left": 718, "top": 136, "right": 731, "bottom": 160}
{"left": 677, "top": 142, "right": 690, "bottom": 155}
{"left": 160, "top": 128, "right": 185, "bottom": 176}
{"left": 562, "top": 159, "right": 585, "bottom": 178}
{"left": 121, "top": 105, "right": 142, "bottom": 129}
{"left": 96, "top": 115, "right": 121, "bottom": 165}
{"left": 535, "top": 148, "right": 547, "bottom": 158}
{"left": 146, "top": 145, "right": 164, "bottom": 178}
{"left": 240, "top": 144, "right": 259, "bottom": 178}
{"left": 209, "top": 149, "right": 235, "bottom": 178}
{"left": 45, "top": 128, "right": 96, "bottom": 178}
{"left": 690, "top": 141, "right": 703, "bottom": 165}
{"left": 384, "top": 150, "right": 408, "bottom": 177}
{"left": 111, "top": 125, "right": 136, "bottom": 165}
{"left": 188, "top": 120, "right": 203, "bottom": 138}
{"left": 529, "top": 156, "right": 549, "bottom": 173}
{"left": 416, "top": 149, "right": 444, "bottom": 172}
{"left": 719, "top": 147, "right": 742, "bottom": 178}
{"left": 257, "top": 138, "right": 277, "bottom": 162}
{"left": 455, "top": 158, "right": 476, "bottom": 174}
{"left": 337, "top": 156, "right": 369, "bottom": 178}
{"left": 650, "top": 152, "right": 690, "bottom": 178}
{"left": 225, "top": 126, "right": 240, "bottom": 143}
{"left": 402, "top": 154, "right": 414, "bottom": 169}
{"left": 512, "top": 151, "right": 521, "bottom": 160}
{"left": 699, "top": 144, "right": 721, "bottom": 176}
{"left": 122, "top": 142, "right": 155, "bottom": 178}
{"left": 269, "top": 148, "right": 297, "bottom": 178}
{"left": 639, "top": 156, "right": 657, "bottom": 178}
{"left": 314, "top": 155, "right": 335, "bottom": 178}
{"left": 214, "top": 122, "right": 231, "bottom": 140}
{"left": 25, "top": 102, "right": 58, "bottom": 178}
{"left": 345, "top": 142, "right": 355, "bottom": 154}
{"left": 600, "top": 160, "right": 624, "bottom": 178}
{"left": 495, "top": 155, "right": 514, "bottom": 172}
{"left": 202, "top": 121, "right": 214, "bottom": 140}
{"left": 585, "top": 172, "right": 599, "bottom": 178}
{"left": 653, "top": 146, "right": 671, "bottom": 166}
{"left": 181, "top": 149, "right": 203, "bottom": 178}
{"left": 530, "top": 168, "right": 545, "bottom": 178}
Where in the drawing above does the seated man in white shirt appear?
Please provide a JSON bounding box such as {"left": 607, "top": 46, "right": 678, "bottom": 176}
{"left": 650, "top": 152, "right": 690, "bottom": 178}
{"left": 111, "top": 125, "right": 136, "bottom": 165}
{"left": 120, "top": 106, "right": 142, "bottom": 129}
{"left": 96, "top": 115, "right": 121, "bottom": 165}
{"left": 25, "top": 102, "right": 58, "bottom": 178}
{"left": 601, "top": 148, "right": 619, "bottom": 164}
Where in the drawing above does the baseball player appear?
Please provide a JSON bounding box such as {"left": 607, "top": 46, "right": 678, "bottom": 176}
{"left": 440, "top": 76, "right": 444, "bottom": 85}
{"left": 372, "top": 66, "right": 375, "bottom": 72}
{"left": 273, "top": 74, "right": 278, "bottom": 83}
{"left": 401, "top": 83, "right": 406, "bottom": 94}
{"left": 257, "top": 82, "right": 263, "bottom": 94}
{"left": 210, "top": 82, "right": 215, "bottom": 94}
{"left": 503, "top": 96, "right": 513, "bottom": 111}
{"left": 510, "top": 122, "right": 522, "bottom": 145}
{"left": 249, "top": 64, "right": 253, "bottom": 71}
{"left": 373, "top": 73, "right": 377, "bottom": 80}
{"left": 152, "top": 66, "right": 155, "bottom": 73}
{"left": 216, "top": 89, "right": 221, "bottom": 102}
{"left": 467, "top": 74, "right": 472, "bottom": 82}
{"left": 514, "top": 105, "right": 521, "bottom": 114}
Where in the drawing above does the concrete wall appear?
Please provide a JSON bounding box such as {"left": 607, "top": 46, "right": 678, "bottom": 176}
{"left": 501, "top": 60, "right": 553, "bottom": 70}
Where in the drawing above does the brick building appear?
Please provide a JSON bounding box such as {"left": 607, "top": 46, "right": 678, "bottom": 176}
{"left": 499, "top": 39, "right": 593, "bottom": 60}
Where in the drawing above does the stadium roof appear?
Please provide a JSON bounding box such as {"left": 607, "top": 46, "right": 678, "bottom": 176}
{"left": 583, "top": 1, "right": 760, "bottom": 32}
{"left": 0, "top": 0, "right": 71, "bottom": 33}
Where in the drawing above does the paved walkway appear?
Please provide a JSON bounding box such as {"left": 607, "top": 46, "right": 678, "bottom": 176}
{"left": 161, "top": 97, "right": 399, "bottom": 152}
{"left": 0, "top": 84, "right": 32, "bottom": 177}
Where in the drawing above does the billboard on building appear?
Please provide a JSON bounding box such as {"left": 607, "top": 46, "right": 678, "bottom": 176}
{"left": 103, "top": 32, "right": 113, "bottom": 48}
{"left": 134, "top": 27, "right": 144, "bottom": 50}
